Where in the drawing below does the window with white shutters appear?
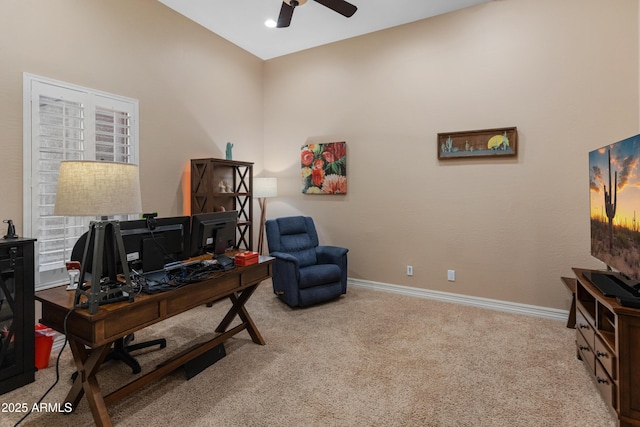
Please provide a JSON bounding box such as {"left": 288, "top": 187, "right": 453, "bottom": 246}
{"left": 95, "top": 103, "right": 134, "bottom": 163}
{"left": 23, "top": 74, "right": 139, "bottom": 289}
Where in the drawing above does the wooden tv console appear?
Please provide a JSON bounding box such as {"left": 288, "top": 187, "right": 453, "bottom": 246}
{"left": 567, "top": 269, "right": 640, "bottom": 427}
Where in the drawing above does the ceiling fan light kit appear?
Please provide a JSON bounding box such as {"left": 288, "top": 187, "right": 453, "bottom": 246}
{"left": 277, "top": 0, "right": 357, "bottom": 28}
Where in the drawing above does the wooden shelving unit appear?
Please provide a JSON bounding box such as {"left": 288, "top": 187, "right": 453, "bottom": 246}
{"left": 190, "top": 158, "right": 253, "bottom": 250}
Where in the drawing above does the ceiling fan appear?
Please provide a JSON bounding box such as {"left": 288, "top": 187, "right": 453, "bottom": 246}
{"left": 276, "top": 0, "right": 357, "bottom": 28}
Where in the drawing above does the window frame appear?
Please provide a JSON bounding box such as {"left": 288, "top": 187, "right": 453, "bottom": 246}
{"left": 23, "top": 73, "right": 139, "bottom": 289}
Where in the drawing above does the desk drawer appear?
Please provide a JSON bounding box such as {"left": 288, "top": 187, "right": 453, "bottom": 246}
{"left": 576, "top": 308, "right": 595, "bottom": 348}
{"left": 167, "top": 274, "right": 239, "bottom": 315}
{"left": 594, "top": 334, "right": 616, "bottom": 380}
{"left": 240, "top": 263, "right": 271, "bottom": 286}
{"left": 576, "top": 329, "right": 595, "bottom": 375}
{"left": 103, "top": 302, "right": 160, "bottom": 342}
{"left": 595, "top": 360, "right": 616, "bottom": 409}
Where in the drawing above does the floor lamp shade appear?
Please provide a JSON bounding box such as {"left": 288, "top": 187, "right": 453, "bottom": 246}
{"left": 254, "top": 177, "right": 278, "bottom": 199}
{"left": 54, "top": 160, "right": 142, "bottom": 217}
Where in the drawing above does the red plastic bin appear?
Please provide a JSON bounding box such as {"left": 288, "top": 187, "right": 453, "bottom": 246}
{"left": 34, "top": 323, "right": 55, "bottom": 369}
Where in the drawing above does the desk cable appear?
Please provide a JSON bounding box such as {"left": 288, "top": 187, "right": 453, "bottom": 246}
{"left": 131, "top": 264, "right": 233, "bottom": 294}
{"left": 13, "top": 307, "right": 74, "bottom": 427}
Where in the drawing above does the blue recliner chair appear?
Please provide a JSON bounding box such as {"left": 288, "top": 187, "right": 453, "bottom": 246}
{"left": 266, "top": 216, "right": 348, "bottom": 307}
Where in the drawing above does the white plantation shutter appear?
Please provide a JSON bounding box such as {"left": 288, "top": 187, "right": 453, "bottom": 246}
{"left": 23, "top": 74, "right": 139, "bottom": 288}
{"left": 35, "top": 93, "right": 86, "bottom": 273}
{"left": 94, "top": 99, "right": 135, "bottom": 163}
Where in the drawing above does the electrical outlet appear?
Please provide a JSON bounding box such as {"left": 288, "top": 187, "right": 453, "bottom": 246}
{"left": 447, "top": 270, "right": 455, "bottom": 281}
{"left": 407, "top": 265, "right": 413, "bottom": 276}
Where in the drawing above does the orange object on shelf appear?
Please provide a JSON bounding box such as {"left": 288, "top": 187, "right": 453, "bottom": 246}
{"left": 235, "top": 251, "right": 259, "bottom": 266}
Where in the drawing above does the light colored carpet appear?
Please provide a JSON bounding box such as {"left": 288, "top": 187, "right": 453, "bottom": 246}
{"left": 2, "top": 282, "right": 617, "bottom": 426}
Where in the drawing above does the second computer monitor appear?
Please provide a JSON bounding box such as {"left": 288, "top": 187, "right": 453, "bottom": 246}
{"left": 119, "top": 216, "right": 191, "bottom": 273}
{"left": 190, "top": 210, "right": 238, "bottom": 257}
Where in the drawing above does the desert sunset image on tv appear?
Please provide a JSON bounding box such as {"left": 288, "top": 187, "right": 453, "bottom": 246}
{"left": 590, "top": 134, "right": 640, "bottom": 279}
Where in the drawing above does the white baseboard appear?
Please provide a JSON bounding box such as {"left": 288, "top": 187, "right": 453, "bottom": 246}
{"left": 348, "top": 278, "right": 569, "bottom": 321}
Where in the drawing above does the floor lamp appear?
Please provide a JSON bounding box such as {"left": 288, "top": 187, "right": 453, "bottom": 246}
{"left": 54, "top": 160, "right": 142, "bottom": 314}
{"left": 254, "top": 177, "right": 278, "bottom": 255}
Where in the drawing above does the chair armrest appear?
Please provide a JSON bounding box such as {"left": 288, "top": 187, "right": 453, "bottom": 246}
{"left": 270, "top": 251, "right": 301, "bottom": 282}
{"left": 316, "top": 246, "right": 348, "bottom": 293}
{"left": 316, "top": 246, "right": 348, "bottom": 264}
{"left": 270, "top": 251, "right": 299, "bottom": 265}
{"left": 269, "top": 251, "right": 302, "bottom": 306}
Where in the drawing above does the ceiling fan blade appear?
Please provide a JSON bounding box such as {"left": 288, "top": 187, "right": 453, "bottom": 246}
{"left": 313, "top": 0, "right": 357, "bottom": 18}
{"left": 277, "top": 2, "right": 295, "bottom": 28}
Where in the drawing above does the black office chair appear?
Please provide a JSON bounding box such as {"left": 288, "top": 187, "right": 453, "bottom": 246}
{"left": 70, "top": 231, "right": 166, "bottom": 374}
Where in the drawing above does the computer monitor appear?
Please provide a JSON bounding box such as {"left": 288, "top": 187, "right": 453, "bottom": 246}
{"left": 119, "top": 216, "right": 191, "bottom": 273}
{"left": 190, "top": 211, "right": 237, "bottom": 257}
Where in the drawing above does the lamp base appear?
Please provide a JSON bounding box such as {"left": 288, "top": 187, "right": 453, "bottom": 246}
{"left": 74, "top": 284, "right": 132, "bottom": 313}
{"left": 74, "top": 221, "right": 135, "bottom": 314}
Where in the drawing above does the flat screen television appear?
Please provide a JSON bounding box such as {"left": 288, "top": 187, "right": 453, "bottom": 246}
{"left": 190, "top": 210, "right": 237, "bottom": 257}
{"left": 589, "top": 134, "right": 640, "bottom": 299}
{"left": 119, "top": 216, "right": 191, "bottom": 273}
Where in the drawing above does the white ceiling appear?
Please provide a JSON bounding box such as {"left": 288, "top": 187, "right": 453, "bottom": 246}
{"left": 158, "top": 0, "right": 493, "bottom": 60}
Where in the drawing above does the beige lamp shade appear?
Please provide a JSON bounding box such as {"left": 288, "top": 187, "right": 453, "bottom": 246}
{"left": 254, "top": 177, "right": 278, "bottom": 198}
{"left": 54, "top": 160, "right": 142, "bottom": 216}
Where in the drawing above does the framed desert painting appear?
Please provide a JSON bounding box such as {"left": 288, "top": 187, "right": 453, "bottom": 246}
{"left": 301, "top": 141, "right": 347, "bottom": 194}
{"left": 438, "top": 127, "right": 518, "bottom": 160}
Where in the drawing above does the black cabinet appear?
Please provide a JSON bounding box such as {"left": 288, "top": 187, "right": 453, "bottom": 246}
{"left": 0, "top": 238, "right": 36, "bottom": 395}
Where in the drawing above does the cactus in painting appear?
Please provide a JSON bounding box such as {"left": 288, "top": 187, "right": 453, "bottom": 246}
{"left": 604, "top": 148, "right": 617, "bottom": 251}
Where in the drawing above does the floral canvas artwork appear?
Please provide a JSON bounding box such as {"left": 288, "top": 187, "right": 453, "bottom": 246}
{"left": 301, "top": 141, "right": 347, "bottom": 194}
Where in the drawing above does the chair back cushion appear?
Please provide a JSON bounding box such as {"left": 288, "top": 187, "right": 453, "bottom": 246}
{"left": 266, "top": 216, "right": 319, "bottom": 267}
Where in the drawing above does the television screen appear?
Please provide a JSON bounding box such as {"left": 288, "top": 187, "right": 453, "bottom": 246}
{"left": 589, "top": 134, "right": 640, "bottom": 283}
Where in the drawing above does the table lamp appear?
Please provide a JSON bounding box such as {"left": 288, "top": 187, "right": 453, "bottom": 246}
{"left": 54, "top": 160, "right": 142, "bottom": 314}
{"left": 254, "top": 177, "right": 278, "bottom": 255}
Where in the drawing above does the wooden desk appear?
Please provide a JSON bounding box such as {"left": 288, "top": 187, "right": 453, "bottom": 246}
{"left": 35, "top": 256, "right": 273, "bottom": 427}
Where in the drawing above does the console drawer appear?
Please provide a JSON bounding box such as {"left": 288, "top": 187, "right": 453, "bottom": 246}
{"left": 576, "top": 329, "right": 595, "bottom": 375}
{"left": 576, "top": 308, "right": 595, "bottom": 348}
{"left": 594, "top": 335, "right": 616, "bottom": 380}
{"left": 595, "top": 360, "right": 616, "bottom": 409}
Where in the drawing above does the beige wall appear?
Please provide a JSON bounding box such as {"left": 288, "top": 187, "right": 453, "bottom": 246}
{"left": 1, "top": 0, "right": 638, "bottom": 311}
{"left": 263, "top": 0, "right": 640, "bottom": 309}
{"left": 0, "top": 0, "right": 264, "bottom": 227}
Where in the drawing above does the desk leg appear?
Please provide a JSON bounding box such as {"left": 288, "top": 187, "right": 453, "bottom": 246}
{"left": 215, "top": 285, "right": 265, "bottom": 345}
{"left": 66, "top": 339, "right": 113, "bottom": 427}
